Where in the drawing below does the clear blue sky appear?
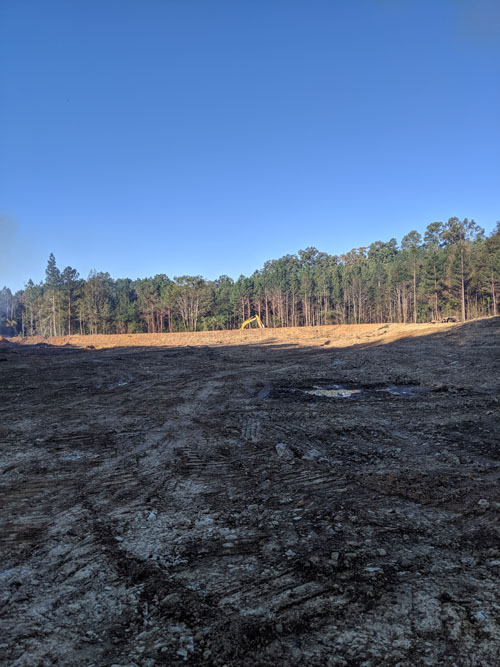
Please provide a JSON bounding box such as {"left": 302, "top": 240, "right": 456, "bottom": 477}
{"left": 1, "top": 0, "right": 499, "bottom": 291}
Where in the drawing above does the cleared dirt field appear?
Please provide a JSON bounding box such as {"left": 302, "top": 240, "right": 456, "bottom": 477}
{"left": 1, "top": 319, "right": 499, "bottom": 666}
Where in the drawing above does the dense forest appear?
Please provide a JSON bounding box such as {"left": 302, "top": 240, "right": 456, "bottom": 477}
{"left": 1, "top": 217, "right": 499, "bottom": 337}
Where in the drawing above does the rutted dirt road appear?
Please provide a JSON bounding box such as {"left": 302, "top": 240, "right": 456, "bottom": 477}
{"left": 0, "top": 319, "right": 499, "bottom": 666}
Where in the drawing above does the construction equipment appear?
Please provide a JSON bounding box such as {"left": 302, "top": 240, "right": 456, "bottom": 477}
{"left": 240, "top": 315, "right": 264, "bottom": 329}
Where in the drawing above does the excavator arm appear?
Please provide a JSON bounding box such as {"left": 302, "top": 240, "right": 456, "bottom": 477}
{"left": 240, "top": 315, "right": 264, "bottom": 329}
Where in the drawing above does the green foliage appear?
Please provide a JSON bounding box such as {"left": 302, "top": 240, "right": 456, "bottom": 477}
{"left": 5, "top": 221, "right": 500, "bottom": 337}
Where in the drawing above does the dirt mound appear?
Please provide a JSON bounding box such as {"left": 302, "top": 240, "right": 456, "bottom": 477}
{"left": 0, "top": 336, "right": 12, "bottom": 347}
{"left": 15, "top": 320, "right": 463, "bottom": 350}
{"left": 15, "top": 335, "right": 47, "bottom": 345}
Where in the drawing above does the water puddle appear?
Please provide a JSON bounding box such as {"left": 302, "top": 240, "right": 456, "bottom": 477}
{"left": 306, "top": 386, "right": 361, "bottom": 398}
{"left": 256, "top": 384, "right": 271, "bottom": 398}
{"left": 271, "top": 382, "right": 432, "bottom": 400}
{"left": 59, "top": 451, "right": 100, "bottom": 462}
{"left": 59, "top": 453, "right": 84, "bottom": 461}
{"left": 108, "top": 380, "right": 130, "bottom": 390}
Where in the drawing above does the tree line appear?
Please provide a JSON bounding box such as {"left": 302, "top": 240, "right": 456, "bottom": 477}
{"left": 1, "top": 217, "right": 499, "bottom": 337}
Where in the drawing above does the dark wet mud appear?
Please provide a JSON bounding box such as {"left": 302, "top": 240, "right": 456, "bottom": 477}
{"left": 0, "top": 318, "right": 499, "bottom": 666}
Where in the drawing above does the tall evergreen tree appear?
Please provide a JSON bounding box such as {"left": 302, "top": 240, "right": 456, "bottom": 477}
{"left": 401, "top": 231, "right": 423, "bottom": 323}
{"left": 45, "top": 254, "right": 62, "bottom": 336}
{"left": 440, "top": 218, "right": 484, "bottom": 321}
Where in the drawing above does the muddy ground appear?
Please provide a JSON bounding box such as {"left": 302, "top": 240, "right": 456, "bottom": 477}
{"left": 0, "top": 319, "right": 499, "bottom": 666}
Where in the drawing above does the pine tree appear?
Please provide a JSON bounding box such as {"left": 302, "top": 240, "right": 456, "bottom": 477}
{"left": 44, "top": 254, "right": 62, "bottom": 336}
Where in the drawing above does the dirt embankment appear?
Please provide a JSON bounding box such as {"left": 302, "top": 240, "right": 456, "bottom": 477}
{"left": 11, "top": 321, "right": 457, "bottom": 350}
{"left": 1, "top": 318, "right": 499, "bottom": 666}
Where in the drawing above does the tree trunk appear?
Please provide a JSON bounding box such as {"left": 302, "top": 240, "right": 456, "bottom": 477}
{"left": 461, "top": 249, "right": 466, "bottom": 321}
{"left": 491, "top": 270, "right": 497, "bottom": 317}
{"left": 68, "top": 294, "right": 72, "bottom": 336}
{"left": 52, "top": 294, "right": 57, "bottom": 336}
{"left": 413, "top": 260, "right": 417, "bottom": 323}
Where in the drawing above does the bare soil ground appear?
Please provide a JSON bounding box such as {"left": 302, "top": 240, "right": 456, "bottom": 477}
{"left": 1, "top": 319, "right": 499, "bottom": 666}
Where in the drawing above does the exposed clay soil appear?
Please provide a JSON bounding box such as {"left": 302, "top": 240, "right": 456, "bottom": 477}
{"left": 1, "top": 319, "right": 499, "bottom": 666}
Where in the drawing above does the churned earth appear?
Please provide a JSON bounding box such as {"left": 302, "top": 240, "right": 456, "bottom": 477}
{"left": 0, "top": 319, "right": 499, "bottom": 666}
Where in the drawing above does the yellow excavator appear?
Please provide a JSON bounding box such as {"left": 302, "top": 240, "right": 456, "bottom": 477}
{"left": 240, "top": 315, "right": 264, "bottom": 329}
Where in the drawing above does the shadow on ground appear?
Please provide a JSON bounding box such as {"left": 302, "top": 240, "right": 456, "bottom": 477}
{"left": 0, "top": 318, "right": 499, "bottom": 666}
